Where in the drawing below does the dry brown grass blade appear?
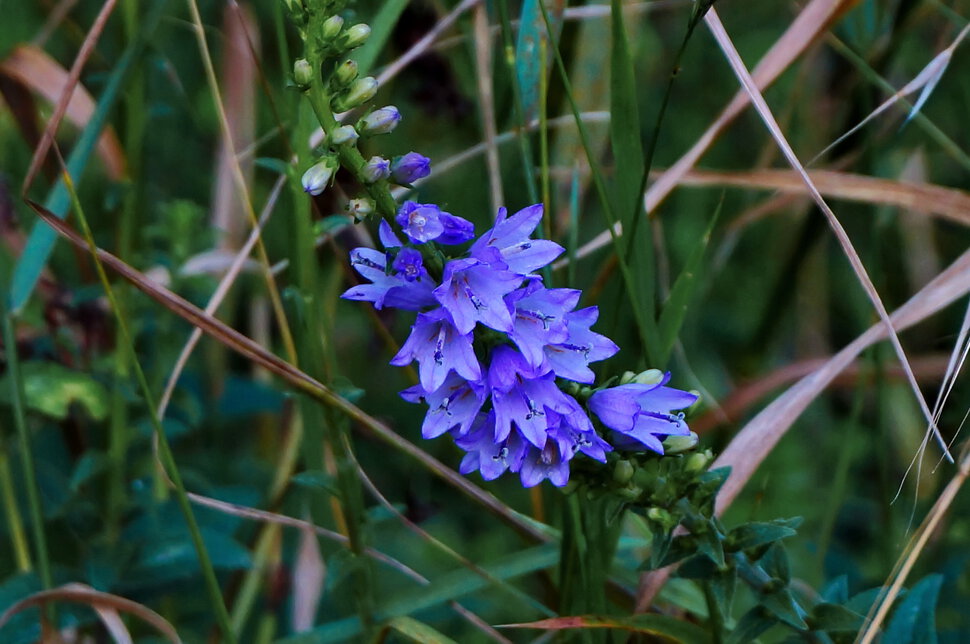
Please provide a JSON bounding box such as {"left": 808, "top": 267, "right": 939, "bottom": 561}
{"left": 704, "top": 7, "right": 950, "bottom": 459}
{"left": 691, "top": 354, "right": 953, "bottom": 434}
{"left": 0, "top": 44, "right": 125, "bottom": 181}
{"left": 0, "top": 582, "right": 182, "bottom": 644}
{"left": 572, "top": 0, "right": 861, "bottom": 262}
{"left": 634, "top": 246, "right": 970, "bottom": 611}
{"left": 858, "top": 443, "right": 970, "bottom": 643}
{"left": 212, "top": 2, "right": 258, "bottom": 250}
{"left": 473, "top": 2, "right": 503, "bottom": 213}
{"left": 672, "top": 167, "right": 970, "bottom": 228}
{"left": 712, "top": 247, "right": 970, "bottom": 514}
{"left": 25, "top": 199, "right": 547, "bottom": 544}
{"left": 22, "top": 0, "right": 120, "bottom": 192}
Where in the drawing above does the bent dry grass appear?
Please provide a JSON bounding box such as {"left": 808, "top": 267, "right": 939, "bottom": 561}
{"left": 0, "top": 0, "right": 969, "bottom": 642}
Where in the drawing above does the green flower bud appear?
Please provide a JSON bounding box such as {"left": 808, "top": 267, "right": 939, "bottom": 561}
{"left": 329, "top": 125, "right": 359, "bottom": 145}
{"left": 293, "top": 58, "right": 314, "bottom": 88}
{"left": 618, "top": 371, "right": 638, "bottom": 385}
{"left": 341, "top": 23, "right": 371, "bottom": 50}
{"left": 358, "top": 106, "right": 401, "bottom": 135}
{"left": 332, "top": 76, "right": 378, "bottom": 112}
{"left": 301, "top": 156, "right": 339, "bottom": 196}
{"left": 347, "top": 197, "right": 375, "bottom": 221}
{"left": 633, "top": 369, "right": 665, "bottom": 385}
{"left": 333, "top": 59, "right": 358, "bottom": 87}
{"left": 321, "top": 15, "right": 344, "bottom": 42}
{"left": 662, "top": 431, "right": 698, "bottom": 454}
{"left": 685, "top": 449, "right": 712, "bottom": 474}
{"left": 613, "top": 460, "right": 635, "bottom": 485}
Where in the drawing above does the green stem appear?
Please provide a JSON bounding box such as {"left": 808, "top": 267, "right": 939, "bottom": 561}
{"left": 0, "top": 439, "right": 31, "bottom": 572}
{"left": 61, "top": 173, "right": 238, "bottom": 644}
{"left": 2, "top": 314, "right": 52, "bottom": 590}
{"left": 703, "top": 580, "right": 726, "bottom": 644}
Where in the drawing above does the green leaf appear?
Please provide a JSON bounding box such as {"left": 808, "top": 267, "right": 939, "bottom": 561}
{"left": 500, "top": 613, "right": 712, "bottom": 643}
{"left": 351, "top": 0, "right": 409, "bottom": 75}
{"left": 278, "top": 545, "right": 558, "bottom": 643}
{"left": 759, "top": 543, "right": 791, "bottom": 584}
{"left": 8, "top": 0, "right": 170, "bottom": 311}
{"left": 515, "top": 0, "right": 563, "bottom": 124}
{"left": 727, "top": 607, "right": 778, "bottom": 644}
{"left": 761, "top": 588, "right": 808, "bottom": 630}
{"left": 820, "top": 575, "right": 850, "bottom": 604}
{"left": 809, "top": 602, "right": 864, "bottom": 634}
{"left": 0, "top": 362, "right": 109, "bottom": 421}
{"left": 884, "top": 574, "right": 943, "bottom": 644}
{"left": 726, "top": 518, "right": 801, "bottom": 552}
{"left": 656, "top": 201, "right": 722, "bottom": 364}
{"left": 609, "top": 0, "right": 658, "bottom": 358}
{"left": 382, "top": 617, "right": 458, "bottom": 644}
{"left": 68, "top": 451, "right": 108, "bottom": 492}
{"left": 291, "top": 470, "right": 339, "bottom": 496}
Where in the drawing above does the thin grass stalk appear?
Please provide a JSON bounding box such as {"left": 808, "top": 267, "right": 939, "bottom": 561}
{"left": 537, "top": 0, "right": 655, "bottom": 356}
{"left": 495, "top": 0, "right": 540, "bottom": 205}
{"left": 1, "top": 310, "right": 53, "bottom": 617}
{"left": 105, "top": 0, "right": 146, "bottom": 539}
{"left": 59, "top": 170, "right": 237, "bottom": 644}
{"left": 0, "top": 437, "right": 31, "bottom": 572}
{"left": 472, "top": 2, "right": 504, "bottom": 212}
{"left": 183, "top": 0, "right": 298, "bottom": 365}
{"left": 539, "top": 38, "right": 552, "bottom": 244}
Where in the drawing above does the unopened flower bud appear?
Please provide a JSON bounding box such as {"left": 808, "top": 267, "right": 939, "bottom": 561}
{"left": 390, "top": 152, "right": 431, "bottom": 184}
{"left": 662, "top": 431, "right": 698, "bottom": 454}
{"left": 618, "top": 370, "right": 638, "bottom": 385}
{"left": 358, "top": 106, "right": 401, "bottom": 136}
{"left": 332, "top": 76, "right": 378, "bottom": 112}
{"left": 330, "top": 125, "right": 359, "bottom": 145}
{"left": 293, "top": 58, "right": 314, "bottom": 88}
{"left": 342, "top": 23, "right": 371, "bottom": 50}
{"left": 361, "top": 156, "right": 390, "bottom": 183}
{"left": 321, "top": 15, "right": 344, "bottom": 42}
{"left": 633, "top": 369, "right": 665, "bottom": 385}
{"left": 333, "top": 59, "right": 358, "bottom": 87}
{"left": 346, "top": 197, "right": 375, "bottom": 221}
{"left": 301, "top": 157, "right": 338, "bottom": 196}
{"left": 613, "top": 460, "right": 635, "bottom": 485}
{"left": 685, "top": 449, "right": 712, "bottom": 473}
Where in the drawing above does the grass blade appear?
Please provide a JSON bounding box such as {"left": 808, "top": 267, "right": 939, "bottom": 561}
{"left": 352, "top": 0, "right": 409, "bottom": 75}
{"left": 10, "top": 0, "right": 168, "bottom": 312}
{"left": 656, "top": 198, "right": 721, "bottom": 365}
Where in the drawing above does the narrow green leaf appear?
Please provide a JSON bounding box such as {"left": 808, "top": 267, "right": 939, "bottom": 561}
{"left": 725, "top": 518, "right": 801, "bottom": 552}
{"left": 884, "top": 574, "right": 943, "bottom": 644}
{"left": 809, "top": 602, "right": 865, "bottom": 634}
{"left": 761, "top": 588, "right": 807, "bottom": 630}
{"left": 515, "top": 0, "right": 563, "bottom": 123}
{"left": 351, "top": 0, "right": 408, "bottom": 75}
{"left": 609, "top": 0, "right": 645, "bottom": 236}
{"left": 382, "top": 617, "right": 458, "bottom": 644}
{"left": 656, "top": 201, "right": 722, "bottom": 365}
{"left": 278, "top": 545, "right": 559, "bottom": 643}
{"left": 501, "top": 613, "right": 711, "bottom": 644}
{"left": 726, "top": 607, "right": 777, "bottom": 644}
{"left": 9, "top": 0, "right": 170, "bottom": 311}
{"left": 291, "top": 470, "right": 339, "bottom": 496}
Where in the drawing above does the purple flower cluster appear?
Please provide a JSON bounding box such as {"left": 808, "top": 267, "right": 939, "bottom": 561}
{"left": 343, "top": 202, "right": 697, "bottom": 487}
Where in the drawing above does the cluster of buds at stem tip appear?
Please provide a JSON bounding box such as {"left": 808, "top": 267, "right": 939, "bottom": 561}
{"left": 357, "top": 106, "right": 401, "bottom": 136}
{"left": 301, "top": 156, "right": 339, "bottom": 196}
{"left": 331, "top": 76, "right": 378, "bottom": 113}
